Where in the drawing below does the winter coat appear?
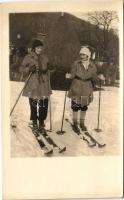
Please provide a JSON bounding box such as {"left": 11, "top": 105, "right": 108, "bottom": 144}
{"left": 20, "top": 52, "right": 52, "bottom": 99}
{"left": 68, "top": 59, "right": 98, "bottom": 106}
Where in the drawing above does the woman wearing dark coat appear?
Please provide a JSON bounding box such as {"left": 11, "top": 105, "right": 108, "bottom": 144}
{"left": 20, "top": 39, "right": 52, "bottom": 131}
{"left": 66, "top": 45, "right": 105, "bottom": 132}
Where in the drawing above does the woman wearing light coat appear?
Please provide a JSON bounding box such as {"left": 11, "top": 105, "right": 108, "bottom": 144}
{"left": 66, "top": 45, "right": 105, "bottom": 132}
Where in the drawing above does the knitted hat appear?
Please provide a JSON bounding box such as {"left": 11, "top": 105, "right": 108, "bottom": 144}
{"left": 32, "top": 39, "right": 43, "bottom": 50}
{"left": 79, "top": 45, "right": 96, "bottom": 60}
{"left": 79, "top": 46, "right": 91, "bottom": 58}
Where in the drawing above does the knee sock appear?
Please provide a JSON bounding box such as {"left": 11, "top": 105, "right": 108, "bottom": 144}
{"left": 73, "top": 111, "right": 78, "bottom": 124}
{"left": 80, "top": 111, "right": 86, "bottom": 125}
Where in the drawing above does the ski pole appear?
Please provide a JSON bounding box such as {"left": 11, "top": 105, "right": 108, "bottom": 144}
{"left": 48, "top": 70, "right": 52, "bottom": 132}
{"left": 94, "top": 78, "right": 102, "bottom": 132}
{"left": 49, "top": 96, "right": 52, "bottom": 131}
{"left": 56, "top": 89, "right": 68, "bottom": 135}
{"left": 10, "top": 71, "right": 33, "bottom": 116}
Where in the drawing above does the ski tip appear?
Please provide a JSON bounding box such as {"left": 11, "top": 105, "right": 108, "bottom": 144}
{"left": 89, "top": 143, "right": 96, "bottom": 148}
{"left": 98, "top": 143, "right": 106, "bottom": 148}
{"left": 44, "top": 148, "right": 53, "bottom": 155}
{"left": 59, "top": 146, "right": 66, "bottom": 153}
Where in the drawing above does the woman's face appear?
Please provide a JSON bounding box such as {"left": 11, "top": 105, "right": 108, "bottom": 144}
{"left": 35, "top": 46, "right": 43, "bottom": 55}
{"left": 80, "top": 53, "right": 89, "bottom": 61}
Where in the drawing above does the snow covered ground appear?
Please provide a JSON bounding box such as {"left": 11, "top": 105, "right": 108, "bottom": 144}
{"left": 10, "top": 81, "right": 121, "bottom": 157}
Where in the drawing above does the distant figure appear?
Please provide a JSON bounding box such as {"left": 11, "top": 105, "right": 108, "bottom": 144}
{"left": 9, "top": 45, "right": 15, "bottom": 65}
{"left": 11, "top": 46, "right": 26, "bottom": 81}
{"left": 9, "top": 45, "right": 16, "bottom": 80}
{"left": 105, "top": 62, "right": 117, "bottom": 86}
{"left": 19, "top": 44, "right": 33, "bottom": 81}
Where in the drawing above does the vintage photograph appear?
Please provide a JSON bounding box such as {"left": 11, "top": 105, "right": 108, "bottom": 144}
{"left": 9, "top": 11, "right": 120, "bottom": 157}
{"left": 2, "top": 0, "right": 123, "bottom": 199}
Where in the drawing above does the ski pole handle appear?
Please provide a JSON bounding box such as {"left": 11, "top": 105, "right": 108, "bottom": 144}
{"left": 10, "top": 72, "right": 33, "bottom": 116}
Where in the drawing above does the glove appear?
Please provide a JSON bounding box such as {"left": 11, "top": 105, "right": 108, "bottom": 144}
{"left": 98, "top": 74, "right": 105, "bottom": 81}
{"left": 65, "top": 73, "right": 72, "bottom": 79}
{"left": 29, "top": 65, "right": 36, "bottom": 73}
{"left": 37, "top": 68, "right": 48, "bottom": 75}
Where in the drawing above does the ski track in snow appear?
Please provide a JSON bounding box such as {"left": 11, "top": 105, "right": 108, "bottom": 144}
{"left": 10, "top": 81, "right": 121, "bottom": 157}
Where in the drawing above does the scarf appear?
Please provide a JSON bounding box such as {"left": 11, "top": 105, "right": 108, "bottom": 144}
{"left": 81, "top": 60, "right": 90, "bottom": 70}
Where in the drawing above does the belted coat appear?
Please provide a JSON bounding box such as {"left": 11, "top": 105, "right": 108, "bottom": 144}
{"left": 68, "top": 59, "right": 98, "bottom": 106}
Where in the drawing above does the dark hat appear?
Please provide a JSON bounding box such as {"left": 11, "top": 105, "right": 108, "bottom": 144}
{"left": 32, "top": 39, "right": 43, "bottom": 50}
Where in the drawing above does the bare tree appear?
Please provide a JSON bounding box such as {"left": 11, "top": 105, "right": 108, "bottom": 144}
{"left": 88, "top": 11, "right": 118, "bottom": 61}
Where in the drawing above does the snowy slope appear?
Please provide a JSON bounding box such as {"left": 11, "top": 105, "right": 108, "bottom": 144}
{"left": 10, "top": 81, "right": 121, "bottom": 157}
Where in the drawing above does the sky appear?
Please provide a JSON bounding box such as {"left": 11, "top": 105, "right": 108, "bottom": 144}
{"left": 70, "top": 12, "right": 89, "bottom": 21}
{"left": 70, "top": 12, "right": 118, "bottom": 30}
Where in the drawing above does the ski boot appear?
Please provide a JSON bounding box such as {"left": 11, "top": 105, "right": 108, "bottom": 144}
{"left": 80, "top": 120, "right": 87, "bottom": 131}
{"left": 39, "top": 121, "right": 46, "bottom": 134}
{"left": 72, "top": 122, "right": 80, "bottom": 135}
{"left": 40, "top": 120, "right": 45, "bottom": 128}
{"left": 32, "top": 120, "right": 39, "bottom": 137}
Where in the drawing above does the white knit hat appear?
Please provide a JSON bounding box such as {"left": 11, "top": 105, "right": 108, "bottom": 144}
{"left": 79, "top": 46, "right": 91, "bottom": 58}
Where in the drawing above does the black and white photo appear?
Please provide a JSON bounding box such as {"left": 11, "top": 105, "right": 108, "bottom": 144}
{"left": 10, "top": 11, "right": 120, "bottom": 157}
{"left": 1, "top": 0, "right": 123, "bottom": 199}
